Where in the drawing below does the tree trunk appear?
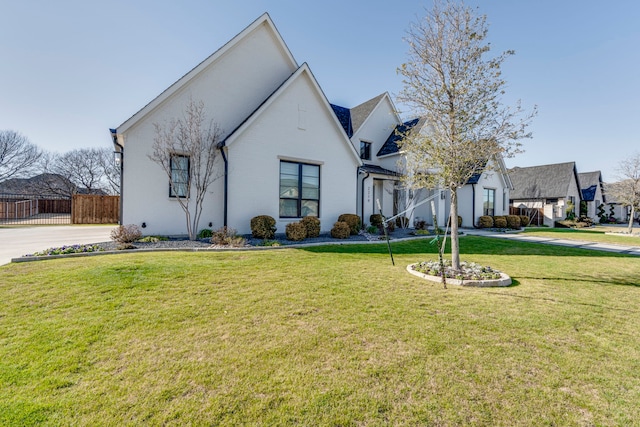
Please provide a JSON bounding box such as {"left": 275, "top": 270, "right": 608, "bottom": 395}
{"left": 628, "top": 205, "right": 636, "bottom": 234}
{"left": 450, "top": 187, "right": 461, "bottom": 270}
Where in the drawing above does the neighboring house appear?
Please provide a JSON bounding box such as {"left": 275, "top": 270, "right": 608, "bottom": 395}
{"left": 110, "top": 13, "right": 361, "bottom": 236}
{"left": 0, "top": 173, "right": 106, "bottom": 197}
{"left": 509, "top": 162, "right": 582, "bottom": 227}
{"left": 577, "top": 171, "right": 605, "bottom": 221}
{"left": 603, "top": 184, "right": 633, "bottom": 223}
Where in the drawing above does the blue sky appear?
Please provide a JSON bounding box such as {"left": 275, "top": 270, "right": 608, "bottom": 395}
{"left": 1, "top": 0, "right": 638, "bottom": 182}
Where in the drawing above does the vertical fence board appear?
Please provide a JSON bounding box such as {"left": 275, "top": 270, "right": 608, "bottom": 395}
{"left": 72, "top": 195, "right": 120, "bottom": 224}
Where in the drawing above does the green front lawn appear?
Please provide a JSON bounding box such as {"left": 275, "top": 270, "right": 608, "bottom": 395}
{"left": 523, "top": 226, "right": 640, "bottom": 246}
{"left": 1, "top": 237, "right": 639, "bottom": 425}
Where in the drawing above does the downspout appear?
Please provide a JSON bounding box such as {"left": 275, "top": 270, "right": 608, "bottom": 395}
{"left": 360, "top": 169, "right": 370, "bottom": 229}
{"left": 110, "top": 129, "right": 124, "bottom": 225}
{"left": 471, "top": 183, "right": 476, "bottom": 228}
{"left": 218, "top": 143, "right": 228, "bottom": 227}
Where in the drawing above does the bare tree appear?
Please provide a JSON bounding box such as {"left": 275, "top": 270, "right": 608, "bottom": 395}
{"left": 44, "top": 148, "right": 111, "bottom": 196}
{"left": 149, "top": 99, "right": 222, "bottom": 240}
{"left": 397, "top": 0, "right": 536, "bottom": 270}
{"left": 606, "top": 153, "right": 640, "bottom": 234}
{"left": 96, "top": 147, "right": 121, "bottom": 195}
{"left": 0, "top": 130, "right": 42, "bottom": 181}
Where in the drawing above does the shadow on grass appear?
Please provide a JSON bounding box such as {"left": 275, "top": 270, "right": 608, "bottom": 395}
{"left": 301, "top": 235, "right": 636, "bottom": 259}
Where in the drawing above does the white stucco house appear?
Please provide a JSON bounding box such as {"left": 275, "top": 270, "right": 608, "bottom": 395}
{"left": 331, "top": 94, "right": 512, "bottom": 229}
{"left": 111, "top": 13, "right": 361, "bottom": 236}
{"left": 111, "top": 12, "right": 514, "bottom": 237}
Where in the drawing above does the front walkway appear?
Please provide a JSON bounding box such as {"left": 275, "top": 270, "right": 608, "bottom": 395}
{"left": 464, "top": 228, "right": 640, "bottom": 256}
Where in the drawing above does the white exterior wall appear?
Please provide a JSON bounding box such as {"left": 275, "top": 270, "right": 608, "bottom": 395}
{"left": 351, "top": 97, "right": 399, "bottom": 158}
{"left": 119, "top": 21, "right": 297, "bottom": 236}
{"left": 226, "top": 71, "right": 359, "bottom": 234}
{"left": 566, "top": 175, "right": 582, "bottom": 217}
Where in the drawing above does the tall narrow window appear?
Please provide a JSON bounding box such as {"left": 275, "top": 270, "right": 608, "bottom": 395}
{"left": 360, "top": 141, "right": 371, "bottom": 160}
{"left": 170, "top": 154, "right": 189, "bottom": 197}
{"left": 483, "top": 188, "right": 495, "bottom": 216}
{"left": 279, "top": 161, "right": 320, "bottom": 218}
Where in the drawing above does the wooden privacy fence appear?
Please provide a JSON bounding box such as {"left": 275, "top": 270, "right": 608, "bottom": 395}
{"left": 72, "top": 195, "right": 120, "bottom": 224}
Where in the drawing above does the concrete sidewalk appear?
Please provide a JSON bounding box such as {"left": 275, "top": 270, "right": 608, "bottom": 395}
{"left": 463, "top": 228, "right": 640, "bottom": 256}
{"left": 0, "top": 225, "right": 117, "bottom": 266}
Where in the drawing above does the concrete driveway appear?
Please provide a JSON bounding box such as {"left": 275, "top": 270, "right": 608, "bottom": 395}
{"left": 0, "top": 225, "right": 117, "bottom": 266}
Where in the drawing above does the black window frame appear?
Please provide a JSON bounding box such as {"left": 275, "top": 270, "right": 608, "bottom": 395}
{"left": 483, "top": 188, "right": 495, "bottom": 216}
{"left": 360, "top": 141, "right": 372, "bottom": 160}
{"left": 169, "top": 154, "right": 190, "bottom": 198}
{"left": 279, "top": 161, "right": 320, "bottom": 218}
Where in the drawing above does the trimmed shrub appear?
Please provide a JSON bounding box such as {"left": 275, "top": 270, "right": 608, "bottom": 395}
{"left": 385, "top": 220, "right": 395, "bottom": 233}
{"left": 286, "top": 222, "right": 307, "bottom": 241}
{"left": 506, "top": 215, "right": 521, "bottom": 229}
{"left": 395, "top": 216, "right": 410, "bottom": 228}
{"left": 250, "top": 215, "right": 276, "bottom": 239}
{"left": 519, "top": 215, "right": 530, "bottom": 227}
{"left": 197, "top": 228, "right": 213, "bottom": 239}
{"left": 331, "top": 221, "right": 351, "bottom": 239}
{"left": 369, "top": 214, "right": 383, "bottom": 228}
{"left": 338, "top": 213, "right": 361, "bottom": 235}
{"left": 300, "top": 216, "right": 321, "bottom": 238}
{"left": 415, "top": 220, "right": 427, "bottom": 230}
{"left": 478, "top": 216, "right": 493, "bottom": 228}
{"left": 110, "top": 224, "right": 142, "bottom": 244}
{"left": 366, "top": 225, "right": 379, "bottom": 234}
{"left": 493, "top": 216, "right": 507, "bottom": 228}
{"left": 211, "top": 226, "right": 246, "bottom": 247}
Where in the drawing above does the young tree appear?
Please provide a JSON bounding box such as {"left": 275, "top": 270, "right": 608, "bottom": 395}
{"left": 0, "top": 130, "right": 42, "bottom": 181}
{"left": 397, "top": 0, "right": 535, "bottom": 270}
{"left": 149, "top": 99, "right": 223, "bottom": 240}
{"left": 605, "top": 153, "right": 640, "bottom": 234}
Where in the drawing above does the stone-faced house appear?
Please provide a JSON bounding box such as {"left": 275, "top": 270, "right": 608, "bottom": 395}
{"left": 111, "top": 13, "right": 361, "bottom": 236}
{"left": 509, "top": 162, "right": 582, "bottom": 227}
{"left": 577, "top": 171, "right": 605, "bottom": 222}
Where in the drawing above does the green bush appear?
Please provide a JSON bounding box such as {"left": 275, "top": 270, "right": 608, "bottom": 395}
{"left": 519, "top": 215, "right": 530, "bottom": 227}
{"left": 366, "top": 225, "right": 379, "bottom": 234}
{"left": 369, "top": 214, "right": 383, "bottom": 228}
{"left": 415, "top": 220, "right": 427, "bottom": 230}
{"left": 197, "top": 228, "right": 213, "bottom": 239}
{"left": 493, "top": 216, "right": 507, "bottom": 228}
{"left": 395, "top": 216, "right": 410, "bottom": 228}
{"left": 211, "top": 226, "right": 246, "bottom": 247}
{"left": 338, "top": 213, "right": 361, "bottom": 235}
{"left": 110, "top": 224, "right": 142, "bottom": 244}
{"left": 331, "top": 221, "right": 351, "bottom": 239}
{"left": 478, "top": 216, "right": 493, "bottom": 228}
{"left": 285, "top": 222, "right": 307, "bottom": 241}
{"left": 506, "top": 215, "right": 521, "bottom": 229}
{"left": 250, "top": 215, "right": 276, "bottom": 239}
{"left": 300, "top": 216, "right": 321, "bottom": 238}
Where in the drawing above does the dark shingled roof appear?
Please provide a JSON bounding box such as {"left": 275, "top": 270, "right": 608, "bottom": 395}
{"left": 578, "top": 171, "right": 602, "bottom": 202}
{"left": 359, "top": 164, "right": 399, "bottom": 177}
{"left": 509, "top": 162, "right": 579, "bottom": 200}
{"left": 330, "top": 104, "right": 353, "bottom": 138}
{"left": 377, "top": 118, "right": 422, "bottom": 157}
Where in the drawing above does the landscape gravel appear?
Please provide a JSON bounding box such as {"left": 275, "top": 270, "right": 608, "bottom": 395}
{"left": 95, "top": 228, "right": 424, "bottom": 251}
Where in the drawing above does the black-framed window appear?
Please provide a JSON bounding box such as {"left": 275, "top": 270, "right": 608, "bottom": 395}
{"left": 360, "top": 141, "right": 372, "bottom": 160}
{"left": 483, "top": 188, "right": 495, "bottom": 216}
{"left": 279, "top": 161, "right": 320, "bottom": 218}
{"left": 170, "top": 154, "right": 189, "bottom": 198}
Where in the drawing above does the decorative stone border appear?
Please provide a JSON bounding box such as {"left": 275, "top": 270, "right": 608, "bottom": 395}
{"left": 406, "top": 263, "right": 512, "bottom": 287}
